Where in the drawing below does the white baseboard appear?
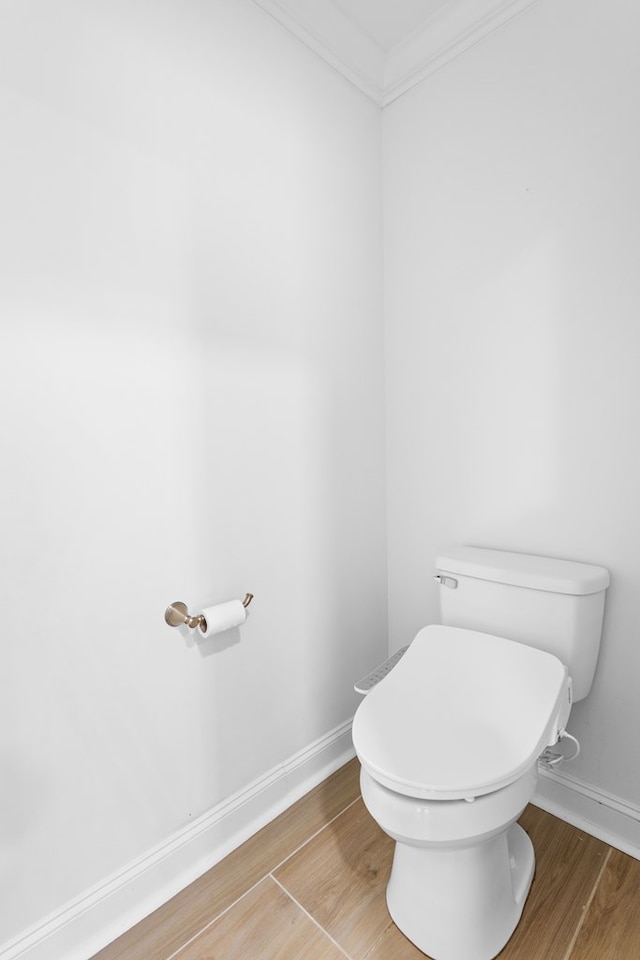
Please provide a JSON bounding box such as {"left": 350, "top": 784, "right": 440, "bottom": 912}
{"left": 534, "top": 765, "right": 640, "bottom": 860}
{"left": 1, "top": 720, "right": 356, "bottom": 960}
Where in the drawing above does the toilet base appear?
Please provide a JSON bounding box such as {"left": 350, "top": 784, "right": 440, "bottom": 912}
{"left": 386, "top": 822, "right": 535, "bottom": 960}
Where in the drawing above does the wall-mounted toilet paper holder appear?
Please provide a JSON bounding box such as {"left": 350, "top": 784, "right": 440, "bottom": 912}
{"left": 164, "top": 593, "right": 253, "bottom": 629}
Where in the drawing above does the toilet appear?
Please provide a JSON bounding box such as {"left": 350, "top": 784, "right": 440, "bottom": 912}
{"left": 352, "top": 546, "right": 609, "bottom": 960}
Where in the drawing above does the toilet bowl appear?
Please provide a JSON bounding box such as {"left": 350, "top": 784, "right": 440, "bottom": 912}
{"left": 361, "top": 767, "right": 536, "bottom": 960}
{"left": 352, "top": 624, "right": 570, "bottom": 960}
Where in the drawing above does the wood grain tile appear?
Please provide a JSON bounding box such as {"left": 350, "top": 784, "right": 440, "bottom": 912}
{"left": 90, "top": 758, "right": 361, "bottom": 960}
{"left": 172, "top": 877, "right": 347, "bottom": 960}
{"left": 89, "top": 758, "right": 637, "bottom": 960}
{"left": 274, "top": 798, "right": 394, "bottom": 960}
{"left": 568, "top": 849, "right": 640, "bottom": 960}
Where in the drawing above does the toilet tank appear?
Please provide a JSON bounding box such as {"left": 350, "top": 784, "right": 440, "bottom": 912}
{"left": 435, "top": 547, "right": 609, "bottom": 701}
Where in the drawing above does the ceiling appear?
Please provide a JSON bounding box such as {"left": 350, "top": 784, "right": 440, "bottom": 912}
{"left": 328, "top": 0, "right": 455, "bottom": 52}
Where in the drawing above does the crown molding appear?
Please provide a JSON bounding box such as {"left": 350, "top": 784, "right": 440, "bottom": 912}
{"left": 383, "top": 0, "right": 541, "bottom": 105}
{"left": 251, "top": 0, "right": 541, "bottom": 107}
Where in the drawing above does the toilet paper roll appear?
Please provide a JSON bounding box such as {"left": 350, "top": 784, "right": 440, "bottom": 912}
{"left": 198, "top": 599, "right": 247, "bottom": 638}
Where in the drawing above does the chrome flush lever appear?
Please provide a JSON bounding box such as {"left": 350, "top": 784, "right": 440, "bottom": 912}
{"left": 433, "top": 574, "right": 458, "bottom": 589}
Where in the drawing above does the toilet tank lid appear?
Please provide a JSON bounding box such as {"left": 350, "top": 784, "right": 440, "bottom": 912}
{"left": 436, "top": 546, "right": 610, "bottom": 595}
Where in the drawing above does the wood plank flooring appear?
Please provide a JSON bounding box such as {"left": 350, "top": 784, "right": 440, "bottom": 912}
{"left": 91, "top": 758, "right": 640, "bottom": 960}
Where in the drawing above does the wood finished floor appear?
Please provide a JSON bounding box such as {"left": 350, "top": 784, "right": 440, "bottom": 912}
{"left": 91, "top": 758, "right": 640, "bottom": 960}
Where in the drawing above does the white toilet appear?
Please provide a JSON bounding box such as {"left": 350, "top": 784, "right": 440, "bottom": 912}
{"left": 352, "top": 546, "right": 609, "bottom": 960}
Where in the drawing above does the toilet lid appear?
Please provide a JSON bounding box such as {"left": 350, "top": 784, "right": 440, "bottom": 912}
{"left": 352, "top": 625, "right": 569, "bottom": 800}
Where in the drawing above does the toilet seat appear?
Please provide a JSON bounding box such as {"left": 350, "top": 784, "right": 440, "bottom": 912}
{"left": 352, "top": 624, "right": 570, "bottom": 801}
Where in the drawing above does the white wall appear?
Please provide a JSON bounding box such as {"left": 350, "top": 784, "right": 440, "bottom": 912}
{"left": 0, "top": 0, "right": 387, "bottom": 950}
{"left": 5, "top": 0, "right": 640, "bottom": 953}
{"left": 384, "top": 0, "right": 640, "bottom": 809}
